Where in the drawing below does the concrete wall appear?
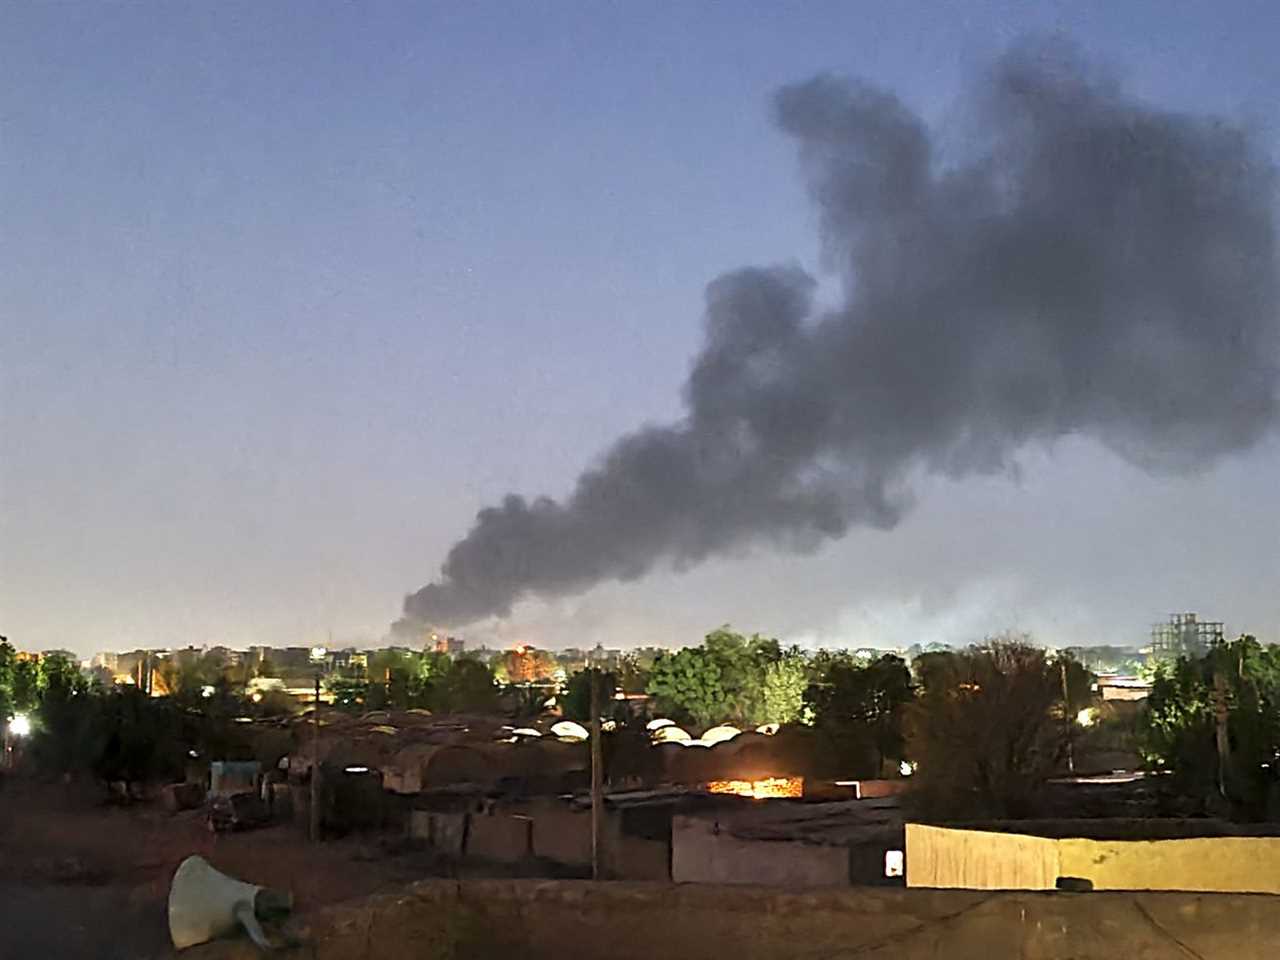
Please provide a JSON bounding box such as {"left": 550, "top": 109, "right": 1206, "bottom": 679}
{"left": 672, "top": 814, "right": 849, "bottom": 887}
{"left": 529, "top": 803, "right": 593, "bottom": 866}
{"left": 525, "top": 800, "right": 671, "bottom": 881}
{"left": 466, "top": 813, "right": 531, "bottom": 862}
{"left": 908, "top": 823, "right": 1280, "bottom": 894}
{"left": 189, "top": 879, "right": 1280, "bottom": 960}
{"left": 607, "top": 834, "right": 670, "bottom": 882}
{"left": 408, "top": 810, "right": 467, "bottom": 856}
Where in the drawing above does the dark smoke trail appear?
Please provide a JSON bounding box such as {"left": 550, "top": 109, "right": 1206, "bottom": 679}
{"left": 402, "top": 40, "right": 1279, "bottom": 629}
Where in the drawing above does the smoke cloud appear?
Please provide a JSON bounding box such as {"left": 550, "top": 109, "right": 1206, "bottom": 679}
{"left": 403, "top": 40, "right": 1279, "bottom": 629}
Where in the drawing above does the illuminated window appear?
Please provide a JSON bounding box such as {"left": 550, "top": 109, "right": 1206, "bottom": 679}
{"left": 884, "top": 849, "right": 904, "bottom": 878}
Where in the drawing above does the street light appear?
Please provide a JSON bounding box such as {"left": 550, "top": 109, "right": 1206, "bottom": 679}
{"left": 9, "top": 714, "right": 31, "bottom": 738}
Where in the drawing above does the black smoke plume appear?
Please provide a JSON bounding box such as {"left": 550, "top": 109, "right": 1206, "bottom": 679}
{"left": 403, "top": 41, "right": 1278, "bottom": 628}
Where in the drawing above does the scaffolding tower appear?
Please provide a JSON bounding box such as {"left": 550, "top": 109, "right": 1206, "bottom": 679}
{"left": 1149, "top": 612, "right": 1224, "bottom": 660}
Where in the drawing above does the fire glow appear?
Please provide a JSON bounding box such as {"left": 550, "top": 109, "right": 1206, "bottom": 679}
{"left": 707, "top": 777, "right": 803, "bottom": 799}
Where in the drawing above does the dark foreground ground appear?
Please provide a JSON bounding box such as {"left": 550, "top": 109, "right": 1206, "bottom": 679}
{"left": 0, "top": 774, "right": 443, "bottom": 959}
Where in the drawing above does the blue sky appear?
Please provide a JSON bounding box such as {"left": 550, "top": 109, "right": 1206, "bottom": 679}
{"left": 3, "top": 1, "right": 1279, "bottom": 655}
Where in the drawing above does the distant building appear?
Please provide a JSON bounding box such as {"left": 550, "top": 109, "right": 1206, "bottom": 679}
{"left": 331, "top": 648, "right": 367, "bottom": 672}
{"left": 432, "top": 635, "right": 464, "bottom": 656}
{"left": 1096, "top": 675, "right": 1152, "bottom": 702}
{"left": 504, "top": 646, "right": 557, "bottom": 683}
{"left": 115, "top": 650, "right": 154, "bottom": 687}
{"left": 276, "top": 647, "right": 316, "bottom": 671}
{"left": 205, "top": 646, "right": 241, "bottom": 667}
{"left": 1150, "top": 613, "right": 1223, "bottom": 660}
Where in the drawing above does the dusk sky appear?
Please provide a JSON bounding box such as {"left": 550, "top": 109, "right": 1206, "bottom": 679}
{"left": 3, "top": 1, "right": 1279, "bottom": 659}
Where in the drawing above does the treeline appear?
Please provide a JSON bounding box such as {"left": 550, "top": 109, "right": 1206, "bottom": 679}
{"left": 1, "top": 637, "right": 270, "bottom": 784}
{"left": 20, "top": 629, "right": 1279, "bottom": 822}
{"left": 623, "top": 628, "right": 1094, "bottom": 816}
{"left": 325, "top": 651, "right": 500, "bottom": 714}
{"left": 0, "top": 640, "right": 83, "bottom": 718}
{"left": 1142, "top": 635, "right": 1280, "bottom": 820}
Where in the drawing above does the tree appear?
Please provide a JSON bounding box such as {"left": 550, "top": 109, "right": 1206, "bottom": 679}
{"left": 761, "top": 651, "right": 809, "bottom": 726}
{"left": 905, "top": 637, "right": 1068, "bottom": 820}
{"left": 1142, "top": 635, "right": 1280, "bottom": 819}
{"left": 805, "top": 653, "right": 913, "bottom": 773}
{"left": 647, "top": 627, "right": 790, "bottom": 728}
{"left": 326, "top": 676, "right": 369, "bottom": 712}
{"left": 560, "top": 669, "right": 617, "bottom": 722}
{"left": 12, "top": 657, "right": 39, "bottom": 713}
{"left": 439, "top": 658, "right": 498, "bottom": 713}
{"left": 704, "top": 628, "right": 780, "bottom": 725}
{"left": 385, "top": 664, "right": 415, "bottom": 709}
{"left": 38, "top": 652, "right": 85, "bottom": 698}
{"left": 0, "top": 637, "right": 16, "bottom": 719}
{"left": 94, "top": 687, "right": 185, "bottom": 783}
{"left": 647, "top": 646, "right": 726, "bottom": 728}
{"left": 614, "top": 652, "right": 651, "bottom": 694}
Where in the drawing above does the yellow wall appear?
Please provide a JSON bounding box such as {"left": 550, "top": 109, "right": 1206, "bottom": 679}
{"left": 906, "top": 824, "right": 1058, "bottom": 890}
{"left": 908, "top": 823, "right": 1280, "bottom": 894}
{"left": 1059, "top": 836, "right": 1280, "bottom": 894}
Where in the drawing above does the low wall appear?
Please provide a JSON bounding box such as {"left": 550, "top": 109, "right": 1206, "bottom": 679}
{"left": 672, "top": 815, "right": 848, "bottom": 886}
{"left": 1059, "top": 836, "right": 1280, "bottom": 894}
{"left": 189, "top": 879, "right": 1280, "bottom": 960}
{"left": 408, "top": 810, "right": 466, "bottom": 856}
{"left": 530, "top": 803, "right": 594, "bottom": 865}
{"left": 908, "top": 823, "right": 1280, "bottom": 893}
{"left": 411, "top": 800, "right": 671, "bottom": 881}
{"left": 466, "top": 813, "right": 531, "bottom": 862}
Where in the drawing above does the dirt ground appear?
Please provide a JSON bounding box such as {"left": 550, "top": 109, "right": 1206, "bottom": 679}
{"left": 0, "top": 773, "right": 445, "bottom": 959}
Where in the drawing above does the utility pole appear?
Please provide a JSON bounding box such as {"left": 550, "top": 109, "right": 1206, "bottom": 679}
{"left": 310, "top": 671, "right": 321, "bottom": 842}
{"left": 1060, "top": 659, "right": 1074, "bottom": 775}
{"left": 590, "top": 666, "right": 603, "bottom": 881}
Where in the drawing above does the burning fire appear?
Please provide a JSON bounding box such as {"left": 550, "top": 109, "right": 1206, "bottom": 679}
{"left": 706, "top": 777, "right": 803, "bottom": 799}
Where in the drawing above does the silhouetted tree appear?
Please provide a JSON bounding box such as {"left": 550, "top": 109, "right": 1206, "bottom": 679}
{"left": 560, "top": 669, "right": 617, "bottom": 722}
{"left": 1142, "top": 635, "right": 1280, "bottom": 819}
{"left": 806, "top": 653, "right": 913, "bottom": 773}
{"left": 905, "top": 636, "right": 1068, "bottom": 819}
